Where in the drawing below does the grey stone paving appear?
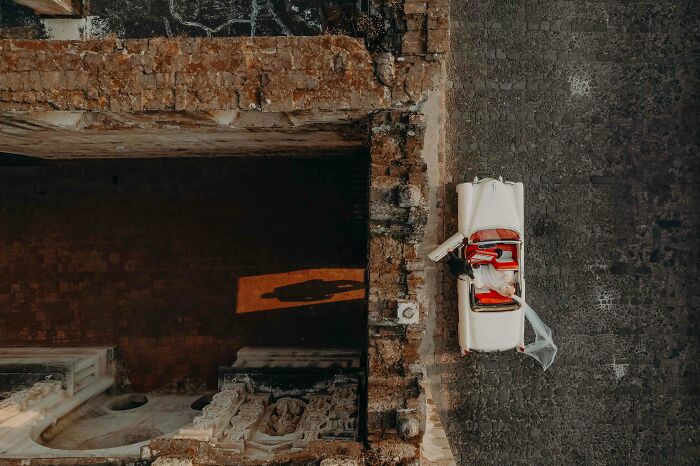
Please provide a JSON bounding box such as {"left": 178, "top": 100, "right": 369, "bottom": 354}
{"left": 436, "top": 1, "right": 699, "bottom": 464}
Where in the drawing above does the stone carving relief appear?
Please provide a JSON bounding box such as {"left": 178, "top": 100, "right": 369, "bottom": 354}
{"left": 177, "top": 348, "right": 362, "bottom": 456}
{"left": 192, "top": 389, "right": 238, "bottom": 429}
{"left": 177, "top": 385, "right": 247, "bottom": 442}
{"left": 194, "top": 379, "right": 359, "bottom": 455}
{"left": 293, "top": 395, "right": 331, "bottom": 448}
{"left": 325, "top": 385, "right": 357, "bottom": 438}
{"left": 220, "top": 393, "right": 270, "bottom": 451}
{"left": 0, "top": 381, "right": 62, "bottom": 422}
{"left": 259, "top": 397, "right": 306, "bottom": 436}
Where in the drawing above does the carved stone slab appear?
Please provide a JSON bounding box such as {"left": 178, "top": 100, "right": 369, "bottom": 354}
{"left": 211, "top": 347, "right": 364, "bottom": 455}
{"left": 220, "top": 393, "right": 271, "bottom": 451}
{"left": 258, "top": 397, "right": 306, "bottom": 437}
{"left": 323, "top": 384, "right": 358, "bottom": 439}
{"left": 12, "top": 0, "right": 78, "bottom": 16}
{"left": 232, "top": 347, "right": 361, "bottom": 369}
{"left": 0, "top": 381, "right": 62, "bottom": 422}
{"left": 177, "top": 385, "right": 247, "bottom": 442}
{"left": 293, "top": 394, "right": 331, "bottom": 448}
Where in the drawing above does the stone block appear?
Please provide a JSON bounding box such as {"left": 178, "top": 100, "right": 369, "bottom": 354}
{"left": 404, "top": 1, "right": 427, "bottom": 14}
{"left": 320, "top": 458, "right": 360, "bottom": 466}
{"left": 405, "top": 14, "right": 426, "bottom": 32}
{"left": 397, "top": 301, "right": 419, "bottom": 325}
{"left": 427, "top": 8, "right": 449, "bottom": 32}
{"left": 371, "top": 133, "right": 403, "bottom": 162}
{"left": 374, "top": 52, "right": 396, "bottom": 87}
{"left": 152, "top": 458, "right": 193, "bottom": 466}
{"left": 398, "top": 185, "right": 424, "bottom": 207}
{"left": 402, "top": 31, "right": 425, "bottom": 55}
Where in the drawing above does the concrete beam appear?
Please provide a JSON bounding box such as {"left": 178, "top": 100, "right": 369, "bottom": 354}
{"left": 12, "top": 0, "right": 79, "bottom": 16}
{"left": 0, "top": 110, "right": 369, "bottom": 158}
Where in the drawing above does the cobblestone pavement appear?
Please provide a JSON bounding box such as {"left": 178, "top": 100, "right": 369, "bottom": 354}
{"left": 434, "top": 1, "right": 699, "bottom": 464}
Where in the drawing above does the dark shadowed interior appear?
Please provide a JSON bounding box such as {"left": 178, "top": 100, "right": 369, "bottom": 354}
{"left": 0, "top": 152, "right": 368, "bottom": 390}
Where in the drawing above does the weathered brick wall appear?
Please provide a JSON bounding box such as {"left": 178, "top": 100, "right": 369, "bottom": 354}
{"left": 365, "top": 110, "right": 430, "bottom": 462}
{"left": 0, "top": 155, "right": 368, "bottom": 391}
{"left": 0, "top": 37, "right": 386, "bottom": 112}
{"left": 0, "top": 34, "right": 446, "bottom": 113}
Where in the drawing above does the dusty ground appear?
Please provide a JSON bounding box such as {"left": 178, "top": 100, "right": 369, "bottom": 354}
{"left": 435, "top": 1, "right": 699, "bottom": 464}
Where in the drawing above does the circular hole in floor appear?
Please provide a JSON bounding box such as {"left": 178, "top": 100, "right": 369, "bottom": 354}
{"left": 190, "top": 394, "right": 212, "bottom": 411}
{"left": 108, "top": 394, "right": 148, "bottom": 411}
{"left": 41, "top": 393, "right": 198, "bottom": 450}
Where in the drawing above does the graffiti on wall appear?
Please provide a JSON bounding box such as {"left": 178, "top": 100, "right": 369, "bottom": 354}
{"left": 93, "top": 0, "right": 363, "bottom": 38}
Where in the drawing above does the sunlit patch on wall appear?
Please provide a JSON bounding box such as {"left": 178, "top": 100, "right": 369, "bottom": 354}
{"left": 236, "top": 268, "right": 365, "bottom": 313}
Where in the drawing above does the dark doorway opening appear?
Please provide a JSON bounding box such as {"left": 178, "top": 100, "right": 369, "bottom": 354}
{"left": 0, "top": 151, "right": 369, "bottom": 390}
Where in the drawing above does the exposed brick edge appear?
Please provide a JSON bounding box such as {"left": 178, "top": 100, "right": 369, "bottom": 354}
{"left": 365, "top": 110, "right": 430, "bottom": 463}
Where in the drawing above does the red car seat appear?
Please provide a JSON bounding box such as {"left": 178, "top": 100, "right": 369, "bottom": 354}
{"left": 474, "top": 289, "right": 515, "bottom": 305}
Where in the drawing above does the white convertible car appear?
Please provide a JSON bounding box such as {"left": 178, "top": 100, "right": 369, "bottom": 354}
{"left": 429, "top": 177, "right": 525, "bottom": 355}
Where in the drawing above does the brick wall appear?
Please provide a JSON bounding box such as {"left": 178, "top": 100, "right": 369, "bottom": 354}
{"left": 0, "top": 35, "right": 445, "bottom": 113}
{"left": 365, "top": 110, "right": 430, "bottom": 461}
{"left": 0, "top": 154, "right": 368, "bottom": 390}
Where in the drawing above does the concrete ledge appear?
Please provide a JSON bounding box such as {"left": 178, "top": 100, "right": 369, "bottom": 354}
{"left": 0, "top": 110, "right": 368, "bottom": 158}
{"left": 12, "top": 0, "right": 79, "bottom": 16}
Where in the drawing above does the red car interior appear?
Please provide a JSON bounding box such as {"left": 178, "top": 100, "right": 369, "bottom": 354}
{"left": 464, "top": 243, "right": 519, "bottom": 270}
{"left": 465, "top": 248, "right": 498, "bottom": 263}
{"left": 474, "top": 289, "right": 515, "bottom": 305}
{"left": 464, "top": 239, "right": 520, "bottom": 306}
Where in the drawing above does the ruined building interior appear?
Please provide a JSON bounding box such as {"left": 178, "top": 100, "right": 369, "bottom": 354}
{"left": 0, "top": 0, "right": 450, "bottom": 464}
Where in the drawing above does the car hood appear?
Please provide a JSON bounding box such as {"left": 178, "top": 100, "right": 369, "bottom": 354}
{"left": 465, "top": 179, "right": 523, "bottom": 237}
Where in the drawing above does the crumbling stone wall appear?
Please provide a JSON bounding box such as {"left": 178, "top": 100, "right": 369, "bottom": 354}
{"left": 0, "top": 34, "right": 445, "bottom": 113}
{"left": 0, "top": 36, "right": 386, "bottom": 112}
{"left": 0, "top": 0, "right": 449, "bottom": 462}
{"left": 365, "top": 110, "right": 429, "bottom": 462}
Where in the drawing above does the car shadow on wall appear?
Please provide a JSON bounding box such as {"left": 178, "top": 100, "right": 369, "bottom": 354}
{"left": 262, "top": 279, "right": 364, "bottom": 303}
{"left": 235, "top": 268, "right": 365, "bottom": 314}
